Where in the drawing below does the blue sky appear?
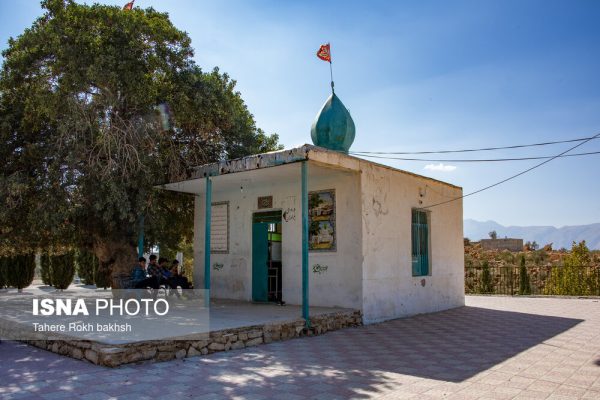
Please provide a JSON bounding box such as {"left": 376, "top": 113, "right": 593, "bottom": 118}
{"left": 1, "top": 0, "right": 599, "bottom": 227}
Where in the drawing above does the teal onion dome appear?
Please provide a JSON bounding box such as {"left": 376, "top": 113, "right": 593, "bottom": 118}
{"left": 311, "top": 93, "right": 355, "bottom": 152}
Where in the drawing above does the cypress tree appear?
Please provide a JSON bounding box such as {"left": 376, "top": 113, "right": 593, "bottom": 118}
{"left": 480, "top": 261, "right": 494, "bottom": 294}
{"left": 0, "top": 257, "right": 8, "bottom": 288}
{"left": 40, "top": 252, "right": 52, "bottom": 286}
{"left": 6, "top": 254, "right": 36, "bottom": 292}
{"left": 76, "top": 250, "right": 98, "bottom": 285}
{"left": 50, "top": 252, "right": 76, "bottom": 290}
{"left": 519, "top": 255, "right": 531, "bottom": 295}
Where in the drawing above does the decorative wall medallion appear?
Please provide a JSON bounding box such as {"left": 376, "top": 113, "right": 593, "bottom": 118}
{"left": 257, "top": 196, "right": 273, "bottom": 209}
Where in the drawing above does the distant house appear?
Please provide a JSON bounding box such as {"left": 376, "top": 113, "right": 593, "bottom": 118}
{"left": 481, "top": 238, "right": 523, "bottom": 252}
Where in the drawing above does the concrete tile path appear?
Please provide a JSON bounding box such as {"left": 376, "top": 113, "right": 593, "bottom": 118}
{"left": 1, "top": 296, "right": 599, "bottom": 399}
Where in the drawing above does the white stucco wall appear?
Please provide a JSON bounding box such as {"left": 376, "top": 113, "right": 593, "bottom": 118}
{"left": 359, "top": 162, "right": 465, "bottom": 324}
{"left": 193, "top": 162, "right": 363, "bottom": 309}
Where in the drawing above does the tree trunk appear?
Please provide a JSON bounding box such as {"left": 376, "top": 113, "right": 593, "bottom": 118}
{"left": 93, "top": 239, "right": 137, "bottom": 289}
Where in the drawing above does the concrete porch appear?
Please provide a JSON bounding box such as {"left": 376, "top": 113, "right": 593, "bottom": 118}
{"left": 0, "top": 284, "right": 362, "bottom": 367}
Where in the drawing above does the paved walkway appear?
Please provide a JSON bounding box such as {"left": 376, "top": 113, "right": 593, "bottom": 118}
{"left": 1, "top": 296, "right": 599, "bottom": 399}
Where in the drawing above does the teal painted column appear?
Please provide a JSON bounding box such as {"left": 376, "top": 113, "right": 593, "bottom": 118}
{"left": 137, "top": 215, "right": 145, "bottom": 258}
{"left": 301, "top": 161, "right": 310, "bottom": 327}
{"left": 204, "top": 177, "right": 212, "bottom": 292}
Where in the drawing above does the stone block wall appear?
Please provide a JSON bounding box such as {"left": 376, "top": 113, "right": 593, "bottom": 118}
{"left": 13, "top": 309, "right": 362, "bottom": 367}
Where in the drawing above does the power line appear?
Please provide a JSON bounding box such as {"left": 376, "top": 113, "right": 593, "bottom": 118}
{"left": 418, "top": 131, "right": 600, "bottom": 209}
{"left": 352, "top": 135, "right": 599, "bottom": 155}
{"left": 348, "top": 150, "right": 600, "bottom": 162}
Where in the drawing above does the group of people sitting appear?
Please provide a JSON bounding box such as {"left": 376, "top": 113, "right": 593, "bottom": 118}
{"left": 130, "top": 254, "right": 192, "bottom": 291}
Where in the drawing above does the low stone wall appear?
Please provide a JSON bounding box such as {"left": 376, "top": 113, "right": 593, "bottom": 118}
{"left": 14, "top": 309, "right": 362, "bottom": 367}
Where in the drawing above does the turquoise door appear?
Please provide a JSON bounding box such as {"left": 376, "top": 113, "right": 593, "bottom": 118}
{"left": 252, "top": 222, "right": 269, "bottom": 302}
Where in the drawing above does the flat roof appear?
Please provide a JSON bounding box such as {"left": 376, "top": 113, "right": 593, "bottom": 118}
{"left": 162, "top": 144, "right": 461, "bottom": 190}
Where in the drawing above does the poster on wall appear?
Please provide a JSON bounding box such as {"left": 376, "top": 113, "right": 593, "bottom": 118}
{"left": 308, "top": 189, "right": 336, "bottom": 251}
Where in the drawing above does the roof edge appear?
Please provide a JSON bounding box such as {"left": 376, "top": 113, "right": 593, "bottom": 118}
{"left": 172, "top": 144, "right": 461, "bottom": 191}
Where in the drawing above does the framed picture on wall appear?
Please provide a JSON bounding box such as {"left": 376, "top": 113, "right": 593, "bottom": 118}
{"left": 308, "top": 189, "right": 336, "bottom": 251}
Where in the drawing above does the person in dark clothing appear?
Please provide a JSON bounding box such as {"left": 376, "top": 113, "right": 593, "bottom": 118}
{"left": 146, "top": 254, "right": 160, "bottom": 277}
{"left": 158, "top": 257, "right": 172, "bottom": 280}
{"left": 167, "top": 260, "right": 191, "bottom": 290}
{"left": 134, "top": 254, "right": 161, "bottom": 289}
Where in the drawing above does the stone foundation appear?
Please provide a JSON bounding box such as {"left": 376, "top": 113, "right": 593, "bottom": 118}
{"left": 14, "top": 310, "right": 362, "bottom": 367}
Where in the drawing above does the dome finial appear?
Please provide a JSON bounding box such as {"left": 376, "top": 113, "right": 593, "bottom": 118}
{"left": 310, "top": 93, "right": 355, "bottom": 153}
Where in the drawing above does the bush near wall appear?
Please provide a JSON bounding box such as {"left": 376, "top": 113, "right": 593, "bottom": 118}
{"left": 50, "top": 252, "right": 76, "bottom": 290}
{"left": 5, "top": 254, "right": 36, "bottom": 292}
{"left": 77, "top": 250, "right": 98, "bottom": 285}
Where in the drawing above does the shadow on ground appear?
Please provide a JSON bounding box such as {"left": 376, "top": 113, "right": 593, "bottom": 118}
{"left": 189, "top": 306, "right": 584, "bottom": 398}
{"left": 0, "top": 305, "right": 586, "bottom": 399}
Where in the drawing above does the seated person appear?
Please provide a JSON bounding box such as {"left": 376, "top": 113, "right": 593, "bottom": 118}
{"left": 130, "top": 257, "right": 147, "bottom": 287}
{"left": 158, "top": 257, "right": 172, "bottom": 281}
{"left": 167, "top": 260, "right": 191, "bottom": 290}
{"left": 134, "top": 254, "right": 161, "bottom": 289}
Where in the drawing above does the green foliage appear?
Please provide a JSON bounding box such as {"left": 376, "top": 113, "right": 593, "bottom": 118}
{"left": 530, "top": 249, "right": 547, "bottom": 265}
{"left": 76, "top": 249, "right": 98, "bottom": 285}
{"left": 518, "top": 255, "right": 531, "bottom": 295}
{"left": 479, "top": 261, "right": 494, "bottom": 294}
{"left": 0, "top": 0, "right": 280, "bottom": 276}
{"left": 50, "top": 252, "right": 75, "bottom": 290}
{"left": 499, "top": 250, "right": 515, "bottom": 265}
{"left": 544, "top": 241, "right": 598, "bottom": 295}
{"left": 4, "top": 254, "right": 36, "bottom": 291}
{"left": 40, "top": 252, "right": 52, "bottom": 286}
{"left": 488, "top": 231, "right": 497, "bottom": 239}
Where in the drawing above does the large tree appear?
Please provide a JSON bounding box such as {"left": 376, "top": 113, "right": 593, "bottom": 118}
{"left": 0, "top": 0, "right": 281, "bottom": 284}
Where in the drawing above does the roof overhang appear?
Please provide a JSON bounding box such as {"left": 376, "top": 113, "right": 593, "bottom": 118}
{"left": 156, "top": 144, "right": 461, "bottom": 194}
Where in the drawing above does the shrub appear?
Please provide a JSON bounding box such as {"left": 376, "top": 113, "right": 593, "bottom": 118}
{"left": 40, "top": 252, "right": 52, "bottom": 286}
{"left": 519, "top": 255, "right": 531, "bottom": 295}
{"left": 545, "top": 241, "right": 593, "bottom": 295}
{"left": 50, "top": 253, "right": 76, "bottom": 290}
{"left": 76, "top": 250, "right": 98, "bottom": 285}
{"left": 5, "top": 254, "right": 36, "bottom": 292}
{"left": 479, "top": 261, "right": 494, "bottom": 294}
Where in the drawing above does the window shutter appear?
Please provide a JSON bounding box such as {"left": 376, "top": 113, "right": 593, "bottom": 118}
{"left": 411, "top": 210, "right": 429, "bottom": 276}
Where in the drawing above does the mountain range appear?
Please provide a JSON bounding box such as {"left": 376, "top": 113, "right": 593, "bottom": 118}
{"left": 463, "top": 219, "right": 600, "bottom": 250}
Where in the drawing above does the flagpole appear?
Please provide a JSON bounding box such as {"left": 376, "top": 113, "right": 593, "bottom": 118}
{"left": 329, "top": 43, "right": 334, "bottom": 94}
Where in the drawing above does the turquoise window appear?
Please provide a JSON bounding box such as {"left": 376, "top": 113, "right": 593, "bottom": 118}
{"left": 411, "top": 210, "right": 430, "bottom": 276}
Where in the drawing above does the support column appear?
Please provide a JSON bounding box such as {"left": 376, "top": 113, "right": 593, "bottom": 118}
{"left": 137, "top": 215, "right": 145, "bottom": 258}
{"left": 301, "top": 161, "right": 310, "bottom": 327}
{"left": 204, "top": 176, "right": 212, "bottom": 292}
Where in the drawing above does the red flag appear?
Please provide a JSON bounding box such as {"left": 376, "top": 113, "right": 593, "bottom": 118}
{"left": 316, "top": 43, "right": 331, "bottom": 62}
{"left": 123, "top": 0, "right": 135, "bottom": 10}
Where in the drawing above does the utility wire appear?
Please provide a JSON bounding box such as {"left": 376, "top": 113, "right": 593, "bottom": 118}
{"left": 352, "top": 136, "right": 599, "bottom": 155}
{"left": 348, "top": 150, "right": 600, "bottom": 162}
{"left": 417, "top": 131, "right": 600, "bottom": 209}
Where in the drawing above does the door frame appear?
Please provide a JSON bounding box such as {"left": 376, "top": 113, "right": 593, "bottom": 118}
{"left": 251, "top": 210, "right": 282, "bottom": 302}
